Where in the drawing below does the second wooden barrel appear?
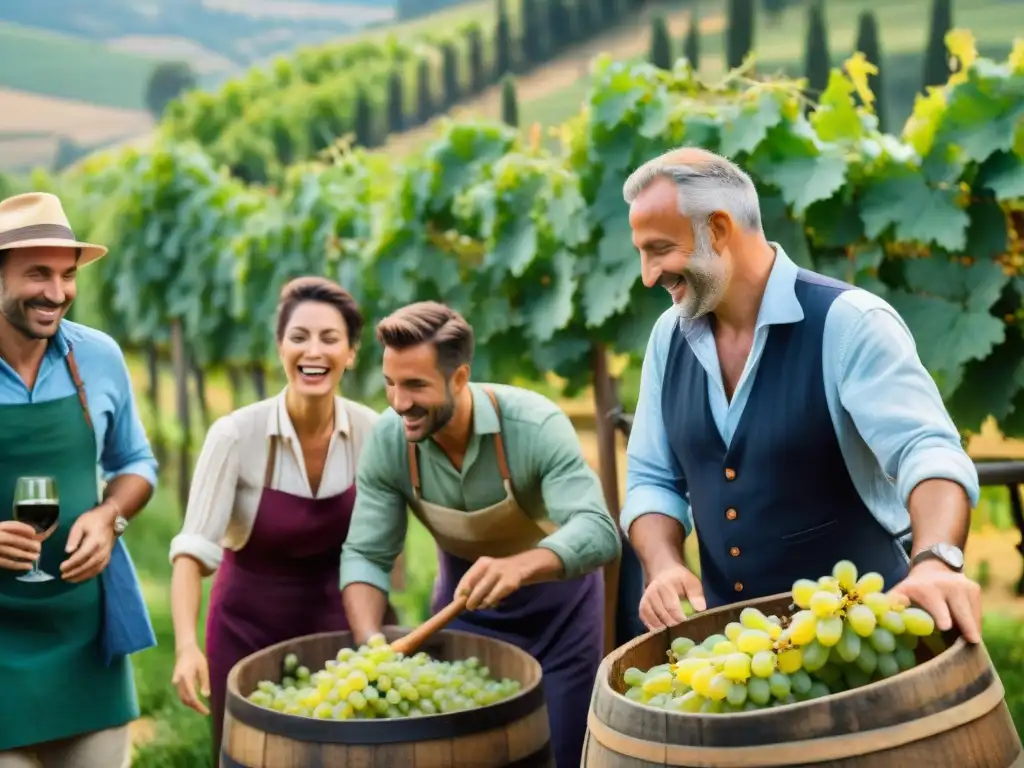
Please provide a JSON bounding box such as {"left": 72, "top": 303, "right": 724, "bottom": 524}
{"left": 221, "top": 627, "right": 552, "bottom": 768}
{"left": 584, "top": 593, "right": 1023, "bottom": 768}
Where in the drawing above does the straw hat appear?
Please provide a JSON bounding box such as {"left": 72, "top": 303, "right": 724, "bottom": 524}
{"left": 0, "top": 192, "right": 107, "bottom": 266}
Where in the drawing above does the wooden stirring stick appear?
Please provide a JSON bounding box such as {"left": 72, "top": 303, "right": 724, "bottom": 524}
{"left": 390, "top": 595, "right": 468, "bottom": 656}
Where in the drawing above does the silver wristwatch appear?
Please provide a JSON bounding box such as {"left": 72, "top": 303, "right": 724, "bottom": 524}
{"left": 113, "top": 515, "right": 129, "bottom": 537}
{"left": 911, "top": 542, "right": 964, "bottom": 573}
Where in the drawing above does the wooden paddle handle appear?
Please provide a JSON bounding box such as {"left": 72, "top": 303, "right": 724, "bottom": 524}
{"left": 391, "top": 595, "right": 468, "bottom": 656}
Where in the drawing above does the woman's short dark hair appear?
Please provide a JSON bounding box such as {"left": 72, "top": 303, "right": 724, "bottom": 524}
{"left": 276, "top": 277, "right": 364, "bottom": 345}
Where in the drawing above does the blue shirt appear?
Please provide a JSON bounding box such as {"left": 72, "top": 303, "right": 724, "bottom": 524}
{"left": 0, "top": 320, "right": 158, "bottom": 489}
{"left": 621, "top": 245, "right": 981, "bottom": 538}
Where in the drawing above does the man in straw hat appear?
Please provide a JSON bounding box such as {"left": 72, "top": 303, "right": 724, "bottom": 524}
{"left": 0, "top": 192, "right": 158, "bottom": 767}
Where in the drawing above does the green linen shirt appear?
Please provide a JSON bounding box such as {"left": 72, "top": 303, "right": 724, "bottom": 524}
{"left": 340, "top": 382, "right": 622, "bottom": 593}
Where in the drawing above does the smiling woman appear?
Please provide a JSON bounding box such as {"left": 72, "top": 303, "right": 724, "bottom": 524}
{"left": 166, "top": 275, "right": 397, "bottom": 764}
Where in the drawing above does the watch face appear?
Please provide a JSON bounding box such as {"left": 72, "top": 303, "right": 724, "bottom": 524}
{"left": 936, "top": 543, "right": 964, "bottom": 569}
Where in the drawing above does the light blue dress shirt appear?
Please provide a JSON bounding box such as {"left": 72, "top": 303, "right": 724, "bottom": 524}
{"left": 0, "top": 319, "right": 159, "bottom": 663}
{"left": 621, "top": 245, "right": 981, "bottom": 540}
{"left": 0, "top": 321, "right": 158, "bottom": 487}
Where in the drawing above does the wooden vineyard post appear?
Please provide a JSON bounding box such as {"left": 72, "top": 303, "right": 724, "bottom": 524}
{"left": 591, "top": 344, "right": 622, "bottom": 656}
{"left": 170, "top": 319, "right": 192, "bottom": 517}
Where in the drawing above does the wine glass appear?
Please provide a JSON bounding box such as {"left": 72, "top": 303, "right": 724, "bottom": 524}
{"left": 12, "top": 476, "right": 59, "bottom": 583}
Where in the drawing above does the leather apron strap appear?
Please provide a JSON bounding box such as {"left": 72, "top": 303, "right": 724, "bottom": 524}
{"left": 64, "top": 341, "right": 92, "bottom": 430}
{"left": 407, "top": 386, "right": 513, "bottom": 498}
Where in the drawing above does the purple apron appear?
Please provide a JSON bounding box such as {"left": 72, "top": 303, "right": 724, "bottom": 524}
{"left": 205, "top": 436, "right": 396, "bottom": 760}
{"left": 411, "top": 387, "right": 605, "bottom": 768}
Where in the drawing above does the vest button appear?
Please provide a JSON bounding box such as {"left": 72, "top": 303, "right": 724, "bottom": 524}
{"left": 734, "top": 582, "right": 743, "bottom": 592}
{"left": 726, "top": 508, "right": 738, "bottom": 520}
{"left": 730, "top": 546, "right": 740, "bottom": 556}
{"left": 724, "top": 467, "right": 736, "bottom": 480}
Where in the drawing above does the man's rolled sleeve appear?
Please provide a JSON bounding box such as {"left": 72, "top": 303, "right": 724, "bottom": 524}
{"left": 339, "top": 420, "right": 409, "bottom": 593}
{"left": 530, "top": 411, "right": 621, "bottom": 579}
{"left": 621, "top": 309, "right": 692, "bottom": 537}
{"left": 836, "top": 299, "right": 981, "bottom": 508}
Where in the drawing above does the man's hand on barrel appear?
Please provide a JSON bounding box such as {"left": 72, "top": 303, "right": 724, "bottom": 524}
{"left": 888, "top": 559, "right": 983, "bottom": 644}
{"left": 639, "top": 563, "right": 706, "bottom": 631}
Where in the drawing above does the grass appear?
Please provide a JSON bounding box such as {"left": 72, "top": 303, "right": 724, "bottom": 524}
{"left": 519, "top": 0, "right": 1019, "bottom": 136}
{"left": 0, "top": 22, "right": 158, "bottom": 111}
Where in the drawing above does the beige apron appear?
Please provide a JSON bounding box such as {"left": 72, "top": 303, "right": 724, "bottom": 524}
{"left": 406, "top": 387, "right": 557, "bottom": 561}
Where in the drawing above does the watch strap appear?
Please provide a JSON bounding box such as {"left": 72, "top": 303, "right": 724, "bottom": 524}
{"left": 912, "top": 545, "right": 963, "bottom": 572}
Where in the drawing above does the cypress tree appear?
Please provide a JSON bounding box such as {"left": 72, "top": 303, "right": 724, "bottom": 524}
{"left": 386, "top": 68, "right": 404, "bottom": 134}
{"left": 761, "top": 0, "right": 785, "bottom": 25}
{"left": 416, "top": 58, "right": 433, "bottom": 124}
{"left": 441, "top": 42, "right": 460, "bottom": 108}
{"left": 803, "top": 0, "right": 830, "bottom": 99}
{"left": 726, "top": 0, "right": 755, "bottom": 70}
{"left": 922, "top": 0, "right": 953, "bottom": 89}
{"left": 354, "top": 88, "right": 374, "bottom": 148}
{"left": 494, "top": 0, "right": 512, "bottom": 80}
{"left": 501, "top": 75, "right": 519, "bottom": 128}
{"left": 649, "top": 16, "right": 673, "bottom": 70}
{"left": 601, "top": 0, "right": 620, "bottom": 29}
{"left": 684, "top": 8, "right": 701, "bottom": 70}
{"left": 548, "top": 0, "right": 572, "bottom": 53}
{"left": 854, "top": 11, "right": 886, "bottom": 132}
{"left": 465, "top": 24, "right": 485, "bottom": 94}
{"left": 520, "top": 0, "right": 542, "bottom": 66}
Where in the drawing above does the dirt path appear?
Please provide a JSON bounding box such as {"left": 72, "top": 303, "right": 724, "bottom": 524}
{"left": 382, "top": 6, "right": 725, "bottom": 157}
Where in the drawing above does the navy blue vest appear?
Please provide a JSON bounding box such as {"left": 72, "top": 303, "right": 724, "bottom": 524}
{"left": 662, "top": 270, "right": 909, "bottom": 608}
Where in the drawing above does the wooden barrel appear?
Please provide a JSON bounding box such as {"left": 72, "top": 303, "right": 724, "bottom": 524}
{"left": 221, "top": 627, "right": 553, "bottom": 768}
{"left": 584, "top": 593, "right": 1024, "bottom": 768}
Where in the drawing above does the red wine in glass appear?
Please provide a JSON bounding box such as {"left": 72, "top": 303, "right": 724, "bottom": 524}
{"left": 12, "top": 476, "right": 59, "bottom": 583}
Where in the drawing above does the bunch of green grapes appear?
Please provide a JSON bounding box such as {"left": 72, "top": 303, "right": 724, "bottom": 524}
{"left": 622, "top": 560, "right": 939, "bottom": 714}
{"left": 246, "top": 633, "right": 522, "bottom": 720}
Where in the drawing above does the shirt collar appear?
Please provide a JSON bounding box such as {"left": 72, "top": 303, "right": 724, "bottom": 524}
{"left": 51, "top": 325, "right": 71, "bottom": 357}
{"left": 268, "top": 388, "right": 351, "bottom": 440}
{"left": 468, "top": 382, "right": 501, "bottom": 435}
{"left": 678, "top": 242, "right": 804, "bottom": 338}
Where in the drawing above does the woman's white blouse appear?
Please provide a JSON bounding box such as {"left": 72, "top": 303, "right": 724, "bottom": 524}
{"left": 168, "top": 391, "right": 380, "bottom": 574}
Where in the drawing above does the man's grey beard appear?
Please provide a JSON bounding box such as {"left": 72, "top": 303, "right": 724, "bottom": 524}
{"left": 673, "top": 223, "right": 726, "bottom": 320}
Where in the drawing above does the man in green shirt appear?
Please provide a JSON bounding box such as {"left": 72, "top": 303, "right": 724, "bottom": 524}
{"left": 341, "top": 300, "right": 620, "bottom": 768}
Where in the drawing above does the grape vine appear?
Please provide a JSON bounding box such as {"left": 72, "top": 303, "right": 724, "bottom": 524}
{"left": 59, "top": 31, "right": 1024, "bottom": 442}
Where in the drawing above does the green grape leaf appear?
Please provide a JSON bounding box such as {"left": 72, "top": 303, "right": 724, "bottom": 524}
{"left": 719, "top": 93, "right": 783, "bottom": 158}
{"left": 945, "top": 328, "right": 1024, "bottom": 433}
{"left": 759, "top": 193, "right": 813, "bottom": 268}
{"left": 524, "top": 249, "right": 577, "bottom": 342}
{"left": 976, "top": 151, "right": 1024, "bottom": 201}
{"left": 859, "top": 170, "right": 968, "bottom": 251}
{"left": 817, "top": 245, "right": 884, "bottom": 285}
{"left": 752, "top": 145, "right": 848, "bottom": 215}
{"left": 888, "top": 291, "right": 1004, "bottom": 398}
{"left": 902, "top": 255, "right": 1009, "bottom": 313}
{"left": 590, "top": 66, "right": 646, "bottom": 129}
{"left": 810, "top": 71, "right": 863, "bottom": 143}
{"left": 491, "top": 220, "right": 538, "bottom": 277}
{"left": 964, "top": 198, "right": 1009, "bottom": 262}
{"left": 585, "top": 218, "right": 639, "bottom": 327}
{"left": 805, "top": 194, "right": 865, "bottom": 248}
{"left": 935, "top": 67, "right": 1024, "bottom": 165}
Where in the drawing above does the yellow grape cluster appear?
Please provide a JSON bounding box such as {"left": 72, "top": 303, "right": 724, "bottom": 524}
{"left": 246, "top": 633, "right": 521, "bottom": 720}
{"left": 622, "top": 560, "right": 939, "bottom": 713}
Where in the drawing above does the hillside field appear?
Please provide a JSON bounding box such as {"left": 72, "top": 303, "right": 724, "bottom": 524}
{"left": 519, "top": 0, "right": 1019, "bottom": 135}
